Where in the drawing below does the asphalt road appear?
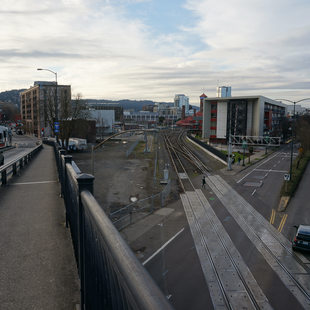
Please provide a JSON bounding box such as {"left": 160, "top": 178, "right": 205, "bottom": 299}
{"left": 233, "top": 145, "right": 294, "bottom": 232}
{"left": 2, "top": 133, "right": 40, "bottom": 164}
{"left": 144, "top": 226, "right": 213, "bottom": 310}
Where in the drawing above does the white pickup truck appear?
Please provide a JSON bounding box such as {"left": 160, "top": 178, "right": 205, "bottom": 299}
{"left": 61, "top": 138, "right": 88, "bottom": 151}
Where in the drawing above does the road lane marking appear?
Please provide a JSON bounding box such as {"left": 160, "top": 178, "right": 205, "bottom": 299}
{"left": 278, "top": 214, "right": 288, "bottom": 232}
{"left": 11, "top": 180, "right": 57, "bottom": 185}
{"left": 251, "top": 189, "right": 257, "bottom": 196}
{"left": 255, "top": 169, "right": 287, "bottom": 173}
{"left": 237, "top": 152, "right": 280, "bottom": 183}
{"left": 270, "top": 209, "right": 276, "bottom": 225}
{"left": 142, "top": 227, "right": 184, "bottom": 266}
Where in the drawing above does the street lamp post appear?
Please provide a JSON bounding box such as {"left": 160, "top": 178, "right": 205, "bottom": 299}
{"left": 37, "top": 68, "right": 58, "bottom": 142}
{"left": 275, "top": 98, "right": 310, "bottom": 179}
{"left": 227, "top": 102, "right": 233, "bottom": 171}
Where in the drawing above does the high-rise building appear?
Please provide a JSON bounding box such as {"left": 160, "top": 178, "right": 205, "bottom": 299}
{"left": 20, "top": 81, "right": 71, "bottom": 137}
{"left": 174, "top": 94, "right": 189, "bottom": 114}
{"left": 217, "top": 86, "right": 231, "bottom": 98}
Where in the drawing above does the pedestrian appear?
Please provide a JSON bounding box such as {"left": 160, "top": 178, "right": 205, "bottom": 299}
{"left": 238, "top": 157, "right": 241, "bottom": 165}
{"left": 0, "top": 151, "right": 4, "bottom": 166}
{"left": 202, "top": 175, "right": 206, "bottom": 188}
{"left": 232, "top": 154, "right": 235, "bottom": 164}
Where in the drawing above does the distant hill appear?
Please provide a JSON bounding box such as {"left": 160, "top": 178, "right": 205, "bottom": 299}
{"left": 0, "top": 89, "right": 202, "bottom": 112}
{"left": 0, "top": 89, "right": 25, "bottom": 107}
{"left": 0, "top": 89, "right": 173, "bottom": 111}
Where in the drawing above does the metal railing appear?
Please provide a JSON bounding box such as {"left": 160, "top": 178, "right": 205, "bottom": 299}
{"left": 231, "top": 135, "right": 281, "bottom": 146}
{"left": 0, "top": 144, "right": 43, "bottom": 185}
{"left": 48, "top": 141, "right": 173, "bottom": 310}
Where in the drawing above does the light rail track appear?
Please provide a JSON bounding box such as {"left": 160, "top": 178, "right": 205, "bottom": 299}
{"left": 163, "top": 129, "right": 310, "bottom": 309}
{"left": 163, "top": 130, "right": 264, "bottom": 309}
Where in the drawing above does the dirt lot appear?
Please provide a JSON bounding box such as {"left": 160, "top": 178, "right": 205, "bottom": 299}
{"left": 71, "top": 133, "right": 179, "bottom": 216}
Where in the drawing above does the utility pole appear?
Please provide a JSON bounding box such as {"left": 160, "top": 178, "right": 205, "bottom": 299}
{"left": 37, "top": 68, "right": 59, "bottom": 143}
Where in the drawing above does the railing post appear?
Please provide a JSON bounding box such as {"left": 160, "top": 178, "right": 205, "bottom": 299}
{"left": 59, "top": 150, "right": 66, "bottom": 195}
{"left": 76, "top": 173, "right": 94, "bottom": 310}
{"left": 63, "top": 155, "right": 72, "bottom": 228}
{"left": 12, "top": 163, "right": 17, "bottom": 175}
{"left": 1, "top": 169, "right": 7, "bottom": 185}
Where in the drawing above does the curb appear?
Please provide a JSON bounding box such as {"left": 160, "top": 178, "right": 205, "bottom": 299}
{"left": 278, "top": 196, "right": 290, "bottom": 212}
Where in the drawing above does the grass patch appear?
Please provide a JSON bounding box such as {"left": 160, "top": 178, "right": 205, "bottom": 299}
{"left": 221, "top": 150, "right": 246, "bottom": 162}
{"left": 280, "top": 151, "right": 310, "bottom": 197}
{"left": 131, "top": 141, "right": 153, "bottom": 159}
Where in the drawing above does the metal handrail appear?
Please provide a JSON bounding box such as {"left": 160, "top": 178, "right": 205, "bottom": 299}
{"left": 50, "top": 140, "right": 174, "bottom": 310}
{"left": 0, "top": 143, "right": 43, "bottom": 185}
{"left": 81, "top": 190, "right": 173, "bottom": 310}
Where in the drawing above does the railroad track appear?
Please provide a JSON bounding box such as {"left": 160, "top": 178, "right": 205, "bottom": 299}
{"left": 163, "top": 130, "right": 266, "bottom": 309}
{"left": 163, "top": 129, "right": 310, "bottom": 309}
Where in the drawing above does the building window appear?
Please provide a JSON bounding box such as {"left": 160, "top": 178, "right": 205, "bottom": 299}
{"left": 211, "top": 104, "right": 217, "bottom": 111}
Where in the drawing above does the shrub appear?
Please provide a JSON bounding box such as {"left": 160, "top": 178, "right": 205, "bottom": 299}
{"left": 280, "top": 151, "right": 310, "bottom": 197}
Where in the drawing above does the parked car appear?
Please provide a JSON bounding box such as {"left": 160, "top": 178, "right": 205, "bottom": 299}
{"left": 292, "top": 225, "right": 310, "bottom": 252}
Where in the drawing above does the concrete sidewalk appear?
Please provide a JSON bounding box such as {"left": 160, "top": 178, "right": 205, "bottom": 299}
{"left": 220, "top": 147, "right": 271, "bottom": 176}
{"left": 0, "top": 144, "right": 80, "bottom": 310}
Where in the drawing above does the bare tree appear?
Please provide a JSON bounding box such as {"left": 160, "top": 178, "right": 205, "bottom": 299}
{"left": 296, "top": 115, "right": 310, "bottom": 152}
{"left": 59, "top": 93, "right": 89, "bottom": 150}
{"left": 0, "top": 102, "right": 19, "bottom": 122}
{"left": 44, "top": 87, "right": 58, "bottom": 136}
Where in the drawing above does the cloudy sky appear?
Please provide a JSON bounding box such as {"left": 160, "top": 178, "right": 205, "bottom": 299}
{"left": 1, "top": 0, "right": 310, "bottom": 106}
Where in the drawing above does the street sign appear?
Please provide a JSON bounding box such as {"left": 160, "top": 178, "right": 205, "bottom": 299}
{"left": 54, "top": 122, "right": 60, "bottom": 133}
{"left": 284, "top": 174, "right": 290, "bottom": 181}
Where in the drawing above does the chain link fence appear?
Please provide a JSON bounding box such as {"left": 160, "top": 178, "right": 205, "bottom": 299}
{"left": 110, "top": 180, "right": 171, "bottom": 230}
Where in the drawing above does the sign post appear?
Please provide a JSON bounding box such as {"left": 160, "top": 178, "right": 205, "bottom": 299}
{"left": 265, "top": 136, "right": 269, "bottom": 155}
{"left": 242, "top": 138, "right": 247, "bottom": 166}
{"left": 284, "top": 173, "right": 290, "bottom": 193}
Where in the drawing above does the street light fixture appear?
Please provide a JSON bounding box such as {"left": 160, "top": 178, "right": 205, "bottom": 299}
{"left": 275, "top": 98, "right": 310, "bottom": 179}
{"left": 37, "top": 68, "right": 59, "bottom": 141}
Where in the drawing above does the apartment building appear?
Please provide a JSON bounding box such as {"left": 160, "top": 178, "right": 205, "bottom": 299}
{"left": 202, "top": 95, "right": 287, "bottom": 142}
{"left": 20, "top": 81, "right": 71, "bottom": 137}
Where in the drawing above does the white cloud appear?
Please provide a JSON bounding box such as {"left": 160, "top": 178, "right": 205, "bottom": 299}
{"left": 1, "top": 0, "right": 310, "bottom": 106}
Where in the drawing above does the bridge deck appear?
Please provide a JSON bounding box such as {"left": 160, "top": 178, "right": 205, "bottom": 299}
{"left": 0, "top": 145, "right": 80, "bottom": 310}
